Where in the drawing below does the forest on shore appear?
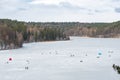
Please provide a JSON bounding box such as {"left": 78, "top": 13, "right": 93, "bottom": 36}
{"left": 0, "top": 19, "right": 69, "bottom": 50}
{"left": 0, "top": 19, "right": 120, "bottom": 50}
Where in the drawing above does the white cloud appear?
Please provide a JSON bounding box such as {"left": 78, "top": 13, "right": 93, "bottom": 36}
{"left": 0, "top": 0, "right": 120, "bottom": 22}
{"left": 30, "top": 0, "right": 65, "bottom": 5}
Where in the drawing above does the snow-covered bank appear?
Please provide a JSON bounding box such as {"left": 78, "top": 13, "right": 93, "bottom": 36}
{"left": 0, "top": 37, "right": 120, "bottom": 80}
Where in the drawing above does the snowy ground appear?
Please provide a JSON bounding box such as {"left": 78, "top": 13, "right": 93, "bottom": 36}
{"left": 0, "top": 37, "right": 120, "bottom": 80}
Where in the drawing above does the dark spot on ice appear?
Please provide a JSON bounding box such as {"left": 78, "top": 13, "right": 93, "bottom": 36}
{"left": 97, "top": 56, "right": 100, "bottom": 58}
{"left": 55, "top": 51, "right": 58, "bottom": 54}
{"left": 70, "top": 54, "right": 75, "bottom": 57}
{"left": 80, "top": 60, "right": 83, "bottom": 62}
{"left": 108, "top": 50, "right": 114, "bottom": 53}
{"left": 25, "top": 66, "right": 29, "bottom": 70}
{"left": 26, "top": 60, "right": 30, "bottom": 64}
{"left": 49, "top": 52, "right": 51, "bottom": 54}
{"left": 6, "top": 61, "right": 9, "bottom": 64}
{"left": 112, "top": 64, "right": 120, "bottom": 74}
{"left": 109, "top": 55, "right": 111, "bottom": 57}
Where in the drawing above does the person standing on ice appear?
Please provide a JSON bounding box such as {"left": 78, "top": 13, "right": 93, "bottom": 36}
{"left": 6, "top": 57, "right": 13, "bottom": 64}
{"left": 25, "top": 60, "right": 30, "bottom": 70}
{"left": 98, "top": 52, "right": 102, "bottom": 55}
{"left": 9, "top": 58, "right": 12, "bottom": 61}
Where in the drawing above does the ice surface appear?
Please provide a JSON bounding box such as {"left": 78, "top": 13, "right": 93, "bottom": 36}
{"left": 0, "top": 37, "right": 120, "bottom": 80}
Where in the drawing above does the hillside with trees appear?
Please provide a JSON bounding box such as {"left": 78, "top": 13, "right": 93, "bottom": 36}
{"left": 0, "top": 19, "right": 120, "bottom": 50}
{"left": 27, "top": 21, "right": 120, "bottom": 38}
{"left": 64, "top": 22, "right": 120, "bottom": 38}
{"left": 0, "top": 19, "right": 69, "bottom": 50}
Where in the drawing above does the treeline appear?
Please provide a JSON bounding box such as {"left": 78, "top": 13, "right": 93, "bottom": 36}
{"left": 0, "top": 26, "right": 23, "bottom": 49}
{"left": 0, "top": 19, "right": 25, "bottom": 50}
{"left": 0, "top": 19, "right": 69, "bottom": 50}
{"left": 24, "top": 27, "right": 69, "bottom": 42}
{"left": 64, "top": 22, "right": 120, "bottom": 38}
{"left": 0, "top": 19, "right": 120, "bottom": 50}
{"left": 65, "top": 22, "right": 120, "bottom": 38}
{"left": 28, "top": 21, "right": 120, "bottom": 38}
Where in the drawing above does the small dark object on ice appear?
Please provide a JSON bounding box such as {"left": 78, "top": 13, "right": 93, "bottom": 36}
{"left": 9, "top": 58, "right": 12, "bottom": 61}
{"left": 6, "top": 61, "right": 9, "bottom": 64}
{"left": 25, "top": 66, "right": 29, "bottom": 70}
{"left": 97, "top": 56, "right": 100, "bottom": 58}
{"left": 70, "top": 54, "right": 75, "bottom": 57}
{"left": 109, "top": 55, "right": 111, "bottom": 57}
{"left": 49, "top": 52, "right": 51, "bottom": 54}
{"left": 112, "top": 64, "right": 120, "bottom": 74}
{"left": 80, "top": 60, "right": 83, "bottom": 62}
{"left": 113, "top": 64, "right": 115, "bottom": 69}
{"left": 108, "top": 50, "right": 114, "bottom": 53}
{"left": 55, "top": 51, "right": 58, "bottom": 54}
{"left": 26, "top": 60, "right": 30, "bottom": 64}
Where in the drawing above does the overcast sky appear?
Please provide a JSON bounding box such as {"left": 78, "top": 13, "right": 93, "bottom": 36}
{"left": 0, "top": 0, "right": 120, "bottom": 22}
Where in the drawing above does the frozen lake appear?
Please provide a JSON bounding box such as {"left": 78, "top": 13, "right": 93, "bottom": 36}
{"left": 0, "top": 37, "right": 120, "bottom": 80}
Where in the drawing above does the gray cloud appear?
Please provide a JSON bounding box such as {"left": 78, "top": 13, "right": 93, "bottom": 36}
{"left": 59, "top": 2, "right": 85, "bottom": 10}
{"left": 29, "top": 1, "right": 86, "bottom": 11}
{"left": 115, "top": 8, "right": 120, "bottom": 13}
{"left": 0, "top": 0, "right": 120, "bottom": 22}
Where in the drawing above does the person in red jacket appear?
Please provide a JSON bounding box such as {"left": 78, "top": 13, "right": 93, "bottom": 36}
{"left": 9, "top": 58, "right": 12, "bottom": 61}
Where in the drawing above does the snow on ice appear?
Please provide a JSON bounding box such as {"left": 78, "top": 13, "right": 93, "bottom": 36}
{"left": 0, "top": 37, "right": 120, "bottom": 80}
